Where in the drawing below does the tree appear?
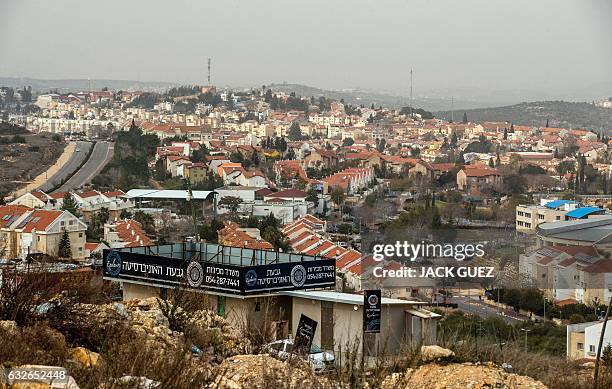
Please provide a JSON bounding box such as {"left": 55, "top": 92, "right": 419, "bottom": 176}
{"left": 503, "top": 128, "right": 508, "bottom": 140}
{"left": 342, "top": 137, "right": 355, "bottom": 147}
{"left": 97, "top": 207, "right": 110, "bottom": 225}
{"left": 119, "top": 209, "right": 132, "bottom": 219}
{"left": 62, "top": 193, "right": 80, "bottom": 217}
{"left": 503, "top": 174, "right": 528, "bottom": 194}
{"left": 430, "top": 206, "right": 442, "bottom": 229}
{"left": 218, "top": 196, "right": 242, "bottom": 215}
{"left": 602, "top": 344, "right": 612, "bottom": 367}
{"left": 287, "top": 121, "right": 303, "bottom": 141}
{"left": 555, "top": 160, "right": 575, "bottom": 176}
{"left": 489, "top": 158, "right": 495, "bottom": 168}
{"left": 376, "top": 138, "right": 386, "bottom": 153}
{"left": 450, "top": 132, "right": 458, "bottom": 147}
{"left": 261, "top": 225, "right": 291, "bottom": 252}
{"left": 134, "top": 210, "right": 155, "bottom": 234}
{"left": 462, "top": 112, "right": 468, "bottom": 124}
{"left": 58, "top": 229, "right": 72, "bottom": 259}
{"left": 306, "top": 188, "right": 318, "bottom": 203}
{"left": 330, "top": 187, "right": 346, "bottom": 219}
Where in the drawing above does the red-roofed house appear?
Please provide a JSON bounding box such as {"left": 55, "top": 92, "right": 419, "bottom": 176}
{"left": 104, "top": 219, "right": 153, "bottom": 248}
{"left": 457, "top": 165, "right": 502, "bottom": 190}
{"left": 0, "top": 205, "right": 87, "bottom": 260}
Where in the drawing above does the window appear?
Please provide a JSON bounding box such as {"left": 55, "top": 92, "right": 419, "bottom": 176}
{"left": 577, "top": 342, "right": 584, "bottom": 351}
{"left": 590, "top": 345, "right": 596, "bottom": 353}
{"left": 79, "top": 233, "right": 83, "bottom": 238}
{"left": 69, "top": 220, "right": 74, "bottom": 225}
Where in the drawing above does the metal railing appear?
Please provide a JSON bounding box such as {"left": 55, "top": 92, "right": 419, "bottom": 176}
{"left": 115, "top": 242, "right": 321, "bottom": 267}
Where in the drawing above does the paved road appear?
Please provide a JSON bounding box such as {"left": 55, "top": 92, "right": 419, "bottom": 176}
{"left": 54, "top": 141, "right": 114, "bottom": 193}
{"left": 451, "top": 295, "right": 526, "bottom": 324}
{"left": 38, "top": 141, "right": 93, "bottom": 192}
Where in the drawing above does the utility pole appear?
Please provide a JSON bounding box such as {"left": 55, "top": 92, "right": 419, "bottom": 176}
{"left": 186, "top": 178, "right": 198, "bottom": 241}
{"left": 594, "top": 295, "right": 612, "bottom": 389}
{"left": 410, "top": 69, "right": 413, "bottom": 119}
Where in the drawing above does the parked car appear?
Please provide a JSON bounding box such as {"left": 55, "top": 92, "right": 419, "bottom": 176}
{"left": 264, "top": 339, "right": 335, "bottom": 373}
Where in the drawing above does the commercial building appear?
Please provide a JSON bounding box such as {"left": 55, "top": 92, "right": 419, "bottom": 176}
{"left": 516, "top": 199, "right": 581, "bottom": 233}
{"left": 102, "top": 242, "right": 439, "bottom": 359}
{"left": 536, "top": 216, "right": 612, "bottom": 253}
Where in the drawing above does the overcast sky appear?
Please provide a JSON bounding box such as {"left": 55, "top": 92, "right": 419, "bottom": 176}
{"left": 0, "top": 0, "right": 610, "bottom": 95}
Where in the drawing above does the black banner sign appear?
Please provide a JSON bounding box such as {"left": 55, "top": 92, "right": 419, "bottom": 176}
{"left": 363, "top": 289, "right": 381, "bottom": 333}
{"left": 102, "top": 249, "right": 335, "bottom": 295}
{"left": 293, "top": 314, "right": 318, "bottom": 355}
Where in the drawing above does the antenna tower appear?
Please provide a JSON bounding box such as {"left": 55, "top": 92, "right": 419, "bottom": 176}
{"left": 207, "top": 58, "right": 211, "bottom": 86}
{"left": 410, "top": 69, "right": 413, "bottom": 118}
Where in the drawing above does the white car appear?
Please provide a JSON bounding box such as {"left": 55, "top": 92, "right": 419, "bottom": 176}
{"left": 264, "top": 339, "right": 335, "bottom": 373}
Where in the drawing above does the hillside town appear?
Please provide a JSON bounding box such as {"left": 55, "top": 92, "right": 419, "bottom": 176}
{"left": 2, "top": 80, "right": 612, "bottom": 387}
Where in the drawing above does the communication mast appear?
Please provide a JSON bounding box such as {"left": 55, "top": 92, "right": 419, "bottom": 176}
{"left": 410, "top": 69, "right": 413, "bottom": 119}
{"left": 207, "top": 57, "right": 211, "bottom": 86}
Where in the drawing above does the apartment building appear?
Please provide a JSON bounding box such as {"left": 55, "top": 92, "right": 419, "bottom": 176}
{"left": 516, "top": 199, "right": 581, "bottom": 233}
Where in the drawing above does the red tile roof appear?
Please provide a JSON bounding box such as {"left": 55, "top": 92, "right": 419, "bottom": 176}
{"left": 0, "top": 205, "right": 31, "bottom": 228}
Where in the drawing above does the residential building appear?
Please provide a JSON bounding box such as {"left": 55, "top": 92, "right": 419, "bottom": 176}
{"left": 0, "top": 205, "right": 87, "bottom": 260}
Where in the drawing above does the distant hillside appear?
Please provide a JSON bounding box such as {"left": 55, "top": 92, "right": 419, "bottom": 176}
{"left": 266, "top": 83, "right": 495, "bottom": 111}
{"left": 0, "top": 77, "right": 176, "bottom": 93}
{"left": 435, "top": 101, "right": 612, "bottom": 132}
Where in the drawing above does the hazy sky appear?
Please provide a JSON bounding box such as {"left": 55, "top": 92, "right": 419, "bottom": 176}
{"left": 0, "top": 0, "right": 610, "bottom": 94}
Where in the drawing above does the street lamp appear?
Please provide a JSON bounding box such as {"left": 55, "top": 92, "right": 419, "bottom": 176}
{"left": 520, "top": 328, "right": 531, "bottom": 351}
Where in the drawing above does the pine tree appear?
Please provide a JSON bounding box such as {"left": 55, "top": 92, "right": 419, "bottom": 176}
{"left": 546, "top": 119, "right": 549, "bottom": 128}
{"left": 62, "top": 193, "right": 80, "bottom": 216}
{"left": 430, "top": 205, "right": 442, "bottom": 229}
{"left": 602, "top": 344, "right": 612, "bottom": 367}
{"left": 503, "top": 128, "right": 508, "bottom": 140}
{"left": 462, "top": 112, "right": 468, "bottom": 124}
{"left": 58, "top": 229, "right": 72, "bottom": 259}
{"left": 451, "top": 131, "right": 458, "bottom": 147}
{"left": 495, "top": 155, "right": 501, "bottom": 167}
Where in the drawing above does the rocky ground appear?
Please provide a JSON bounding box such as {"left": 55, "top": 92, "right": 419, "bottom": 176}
{"left": 0, "top": 297, "right": 549, "bottom": 389}
{"left": 382, "top": 362, "right": 548, "bottom": 389}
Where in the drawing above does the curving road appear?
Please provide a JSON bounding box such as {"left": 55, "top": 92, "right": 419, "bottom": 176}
{"left": 53, "top": 141, "right": 114, "bottom": 193}
{"left": 38, "top": 141, "right": 93, "bottom": 192}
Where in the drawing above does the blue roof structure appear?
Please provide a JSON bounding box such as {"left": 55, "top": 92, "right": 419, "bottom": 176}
{"left": 565, "top": 206, "right": 605, "bottom": 219}
{"left": 544, "top": 200, "right": 577, "bottom": 209}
